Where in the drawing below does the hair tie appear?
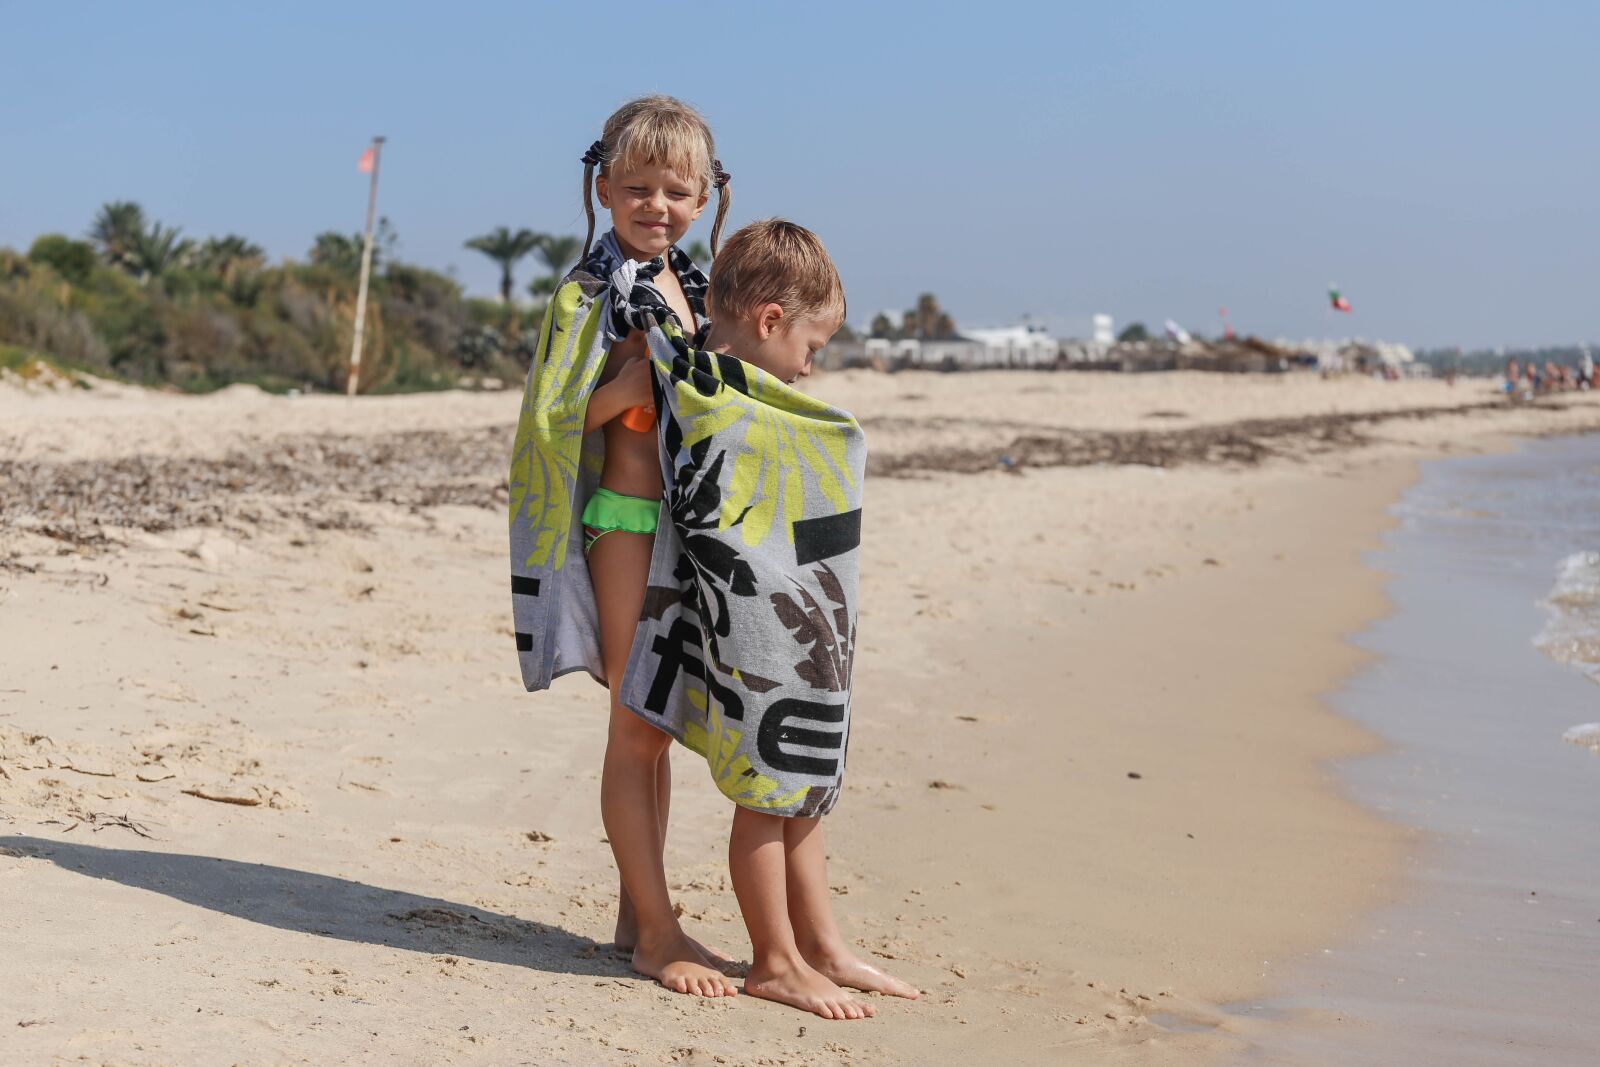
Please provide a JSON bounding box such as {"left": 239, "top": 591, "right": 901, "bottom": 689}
{"left": 712, "top": 159, "right": 731, "bottom": 189}
{"left": 581, "top": 140, "right": 607, "bottom": 167}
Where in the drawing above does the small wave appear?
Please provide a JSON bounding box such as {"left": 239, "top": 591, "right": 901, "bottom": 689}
{"left": 1563, "top": 723, "right": 1600, "bottom": 754}
{"left": 1535, "top": 551, "right": 1600, "bottom": 684}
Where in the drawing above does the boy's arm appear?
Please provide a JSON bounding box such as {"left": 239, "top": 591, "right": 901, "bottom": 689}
{"left": 583, "top": 356, "right": 653, "bottom": 434}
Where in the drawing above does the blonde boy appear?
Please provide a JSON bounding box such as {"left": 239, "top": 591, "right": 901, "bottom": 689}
{"left": 700, "top": 220, "right": 919, "bottom": 1019}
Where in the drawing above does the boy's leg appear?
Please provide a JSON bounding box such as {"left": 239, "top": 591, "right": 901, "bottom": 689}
{"left": 590, "top": 530, "right": 734, "bottom": 997}
{"left": 784, "top": 817, "right": 919, "bottom": 1000}
{"left": 729, "top": 806, "right": 871, "bottom": 1019}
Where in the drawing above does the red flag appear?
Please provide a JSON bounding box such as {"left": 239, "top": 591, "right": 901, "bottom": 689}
{"left": 1328, "top": 287, "right": 1352, "bottom": 312}
{"left": 357, "top": 146, "right": 375, "bottom": 173}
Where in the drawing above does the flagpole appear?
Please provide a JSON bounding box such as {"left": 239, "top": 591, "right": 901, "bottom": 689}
{"left": 347, "top": 136, "right": 385, "bottom": 396}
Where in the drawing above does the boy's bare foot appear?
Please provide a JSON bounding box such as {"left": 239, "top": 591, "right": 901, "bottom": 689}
{"left": 631, "top": 934, "right": 738, "bottom": 997}
{"left": 806, "top": 948, "right": 921, "bottom": 1000}
{"left": 745, "top": 958, "right": 876, "bottom": 1019}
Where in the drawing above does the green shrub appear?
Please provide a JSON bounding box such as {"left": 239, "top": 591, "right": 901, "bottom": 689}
{"left": 1, "top": 207, "right": 496, "bottom": 394}
{"left": 28, "top": 234, "right": 97, "bottom": 285}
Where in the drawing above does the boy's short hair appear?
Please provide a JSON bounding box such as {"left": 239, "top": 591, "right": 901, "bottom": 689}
{"left": 709, "top": 219, "right": 846, "bottom": 328}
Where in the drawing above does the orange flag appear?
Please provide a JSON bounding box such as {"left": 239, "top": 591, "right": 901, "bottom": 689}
{"left": 357, "top": 146, "right": 375, "bottom": 173}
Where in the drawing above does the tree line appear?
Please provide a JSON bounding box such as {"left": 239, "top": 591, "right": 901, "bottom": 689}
{"left": 0, "top": 201, "right": 603, "bottom": 393}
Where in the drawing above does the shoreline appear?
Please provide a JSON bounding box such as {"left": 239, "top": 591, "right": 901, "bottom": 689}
{"left": 1237, "top": 433, "right": 1600, "bottom": 1064}
{"left": 2, "top": 375, "right": 1599, "bottom": 1063}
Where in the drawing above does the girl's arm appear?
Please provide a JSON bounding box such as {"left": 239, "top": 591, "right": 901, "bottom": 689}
{"left": 583, "top": 356, "right": 653, "bottom": 434}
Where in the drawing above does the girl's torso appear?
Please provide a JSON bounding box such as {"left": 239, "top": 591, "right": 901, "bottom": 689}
{"left": 595, "top": 263, "right": 698, "bottom": 498}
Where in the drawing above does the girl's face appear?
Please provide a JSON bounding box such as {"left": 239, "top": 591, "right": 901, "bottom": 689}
{"left": 596, "top": 162, "right": 708, "bottom": 261}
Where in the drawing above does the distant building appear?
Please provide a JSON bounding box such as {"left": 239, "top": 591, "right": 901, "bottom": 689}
{"left": 817, "top": 323, "right": 1063, "bottom": 371}
{"left": 1092, "top": 313, "right": 1115, "bottom": 345}
{"left": 960, "top": 325, "right": 1061, "bottom": 368}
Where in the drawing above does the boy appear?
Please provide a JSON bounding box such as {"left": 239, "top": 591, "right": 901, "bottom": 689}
{"left": 688, "top": 220, "right": 920, "bottom": 1019}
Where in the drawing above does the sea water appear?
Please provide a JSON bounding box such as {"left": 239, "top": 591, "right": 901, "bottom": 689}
{"left": 1237, "top": 433, "right": 1600, "bottom": 1066}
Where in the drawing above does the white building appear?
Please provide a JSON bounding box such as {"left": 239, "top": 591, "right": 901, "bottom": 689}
{"left": 960, "top": 326, "right": 1061, "bottom": 368}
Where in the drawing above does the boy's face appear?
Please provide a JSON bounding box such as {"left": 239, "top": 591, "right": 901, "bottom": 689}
{"left": 741, "top": 306, "right": 839, "bottom": 385}
{"left": 597, "top": 162, "right": 708, "bottom": 261}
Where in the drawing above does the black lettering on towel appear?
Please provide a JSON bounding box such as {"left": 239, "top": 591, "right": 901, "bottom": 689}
{"left": 512, "top": 575, "right": 540, "bottom": 653}
{"left": 757, "top": 698, "right": 845, "bottom": 778}
{"left": 645, "top": 619, "right": 745, "bottom": 722}
{"left": 792, "top": 508, "right": 861, "bottom": 566}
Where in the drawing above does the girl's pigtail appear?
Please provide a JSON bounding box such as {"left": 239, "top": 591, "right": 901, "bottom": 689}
{"left": 709, "top": 160, "right": 732, "bottom": 257}
{"left": 580, "top": 140, "right": 606, "bottom": 261}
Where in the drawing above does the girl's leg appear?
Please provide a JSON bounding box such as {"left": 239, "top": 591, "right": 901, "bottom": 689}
{"left": 591, "top": 529, "right": 733, "bottom": 997}
{"left": 784, "top": 818, "right": 919, "bottom": 1000}
{"left": 612, "top": 744, "right": 671, "bottom": 950}
{"left": 730, "top": 806, "right": 870, "bottom": 1019}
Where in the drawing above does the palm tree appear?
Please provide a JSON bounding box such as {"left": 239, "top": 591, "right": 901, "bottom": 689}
{"left": 913, "top": 293, "right": 942, "bottom": 339}
{"left": 89, "top": 201, "right": 148, "bottom": 271}
{"left": 309, "top": 232, "right": 364, "bottom": 275}
{"left": 197, "top": 235, "right": 263, "bottom": 273}
{"left": 465, "top": 227, "right": 541, "bottom": 305}
{"left": 196, "top": 235, "right": 264, "bottom": 289}
{"left": 684, "top": 240, "right": 711, "bottom": 266}
{"left": 533, "top": 234, "right": 583, "bottom": 290}
{"left": 132, "top": 222, "right": 192, "bottom": 284}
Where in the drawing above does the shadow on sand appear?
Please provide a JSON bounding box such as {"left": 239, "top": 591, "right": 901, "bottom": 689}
{"left": 1, "top": 835, "right": 627, "bottom": 979}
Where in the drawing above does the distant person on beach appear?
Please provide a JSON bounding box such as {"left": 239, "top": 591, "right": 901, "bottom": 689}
{"left": 1504, "top": 357, "right": 1520, "bottom": 395}
{"left": 1580, "top": 351, "right": 1595, "bottom": 390}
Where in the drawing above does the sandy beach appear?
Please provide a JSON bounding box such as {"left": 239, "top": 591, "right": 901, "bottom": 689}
{"left": 4, "top": 371, "right": 1599, "bottom": 1065}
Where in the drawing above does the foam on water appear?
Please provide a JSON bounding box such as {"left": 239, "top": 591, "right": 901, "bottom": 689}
{"left": 1536, "top": 550, "right": 1600, "bottom": 751}
{"left": 1536, "top": 550, "right": 1600, "bottom": 678}
{"left": 1562, "top": 723, "right": 1600, "bottom": 753}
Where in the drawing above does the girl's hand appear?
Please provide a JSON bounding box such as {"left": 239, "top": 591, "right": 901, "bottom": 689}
{"left": 612, "top": 355, "right": 655, "bottom": 410}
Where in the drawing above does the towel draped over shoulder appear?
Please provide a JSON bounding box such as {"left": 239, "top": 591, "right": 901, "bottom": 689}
{"left": 509, "top": 232, "right": 866, "bottom": 818}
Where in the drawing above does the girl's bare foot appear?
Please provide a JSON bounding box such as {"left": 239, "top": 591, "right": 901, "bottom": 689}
{"left": 744, "top": 958, "right": 876, "bottom": 1019}
{"left": 806, "top": 948, "right": 921, "bottom": 1000}
{"left": 631, "top": 933, "right": 738, "bottom": 997}
{"left": 615, "top": 920, "right": 736, "bottom": 973}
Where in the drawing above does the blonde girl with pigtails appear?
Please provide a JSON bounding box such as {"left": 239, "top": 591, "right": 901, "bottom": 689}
{"left": 508, "top": 95, "right": 737, "bottom": 998}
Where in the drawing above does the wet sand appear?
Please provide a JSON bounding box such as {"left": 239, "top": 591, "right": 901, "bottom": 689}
{"left": 3, "top": 372, "right": 1599, "bottom": 1064}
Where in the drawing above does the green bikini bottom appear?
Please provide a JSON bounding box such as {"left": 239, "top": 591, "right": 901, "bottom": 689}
{"left": 581, "top": 488, "right": 660, "bottom": 555}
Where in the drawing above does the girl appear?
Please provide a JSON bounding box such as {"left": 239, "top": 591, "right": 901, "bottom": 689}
{"left": 508, "top": 95, "right": 734, "bottom": 998}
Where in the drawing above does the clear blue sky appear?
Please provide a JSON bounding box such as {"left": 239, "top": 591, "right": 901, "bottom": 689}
{"left": 2, "top": 1, "right": 1595, "bottom": 348}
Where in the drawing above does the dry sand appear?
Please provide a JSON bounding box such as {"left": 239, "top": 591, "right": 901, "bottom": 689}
{"left": 3, "top": 371, "right": 1598, "bottom": 1064}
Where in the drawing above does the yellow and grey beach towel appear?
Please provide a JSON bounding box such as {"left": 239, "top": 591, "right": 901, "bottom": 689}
{"left": 508, "top": 234, "right": 866, "bottom": 818}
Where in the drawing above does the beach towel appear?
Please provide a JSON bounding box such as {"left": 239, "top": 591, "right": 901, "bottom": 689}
{"left": 509, "top": 233, "right": 866, "bottom": 818}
